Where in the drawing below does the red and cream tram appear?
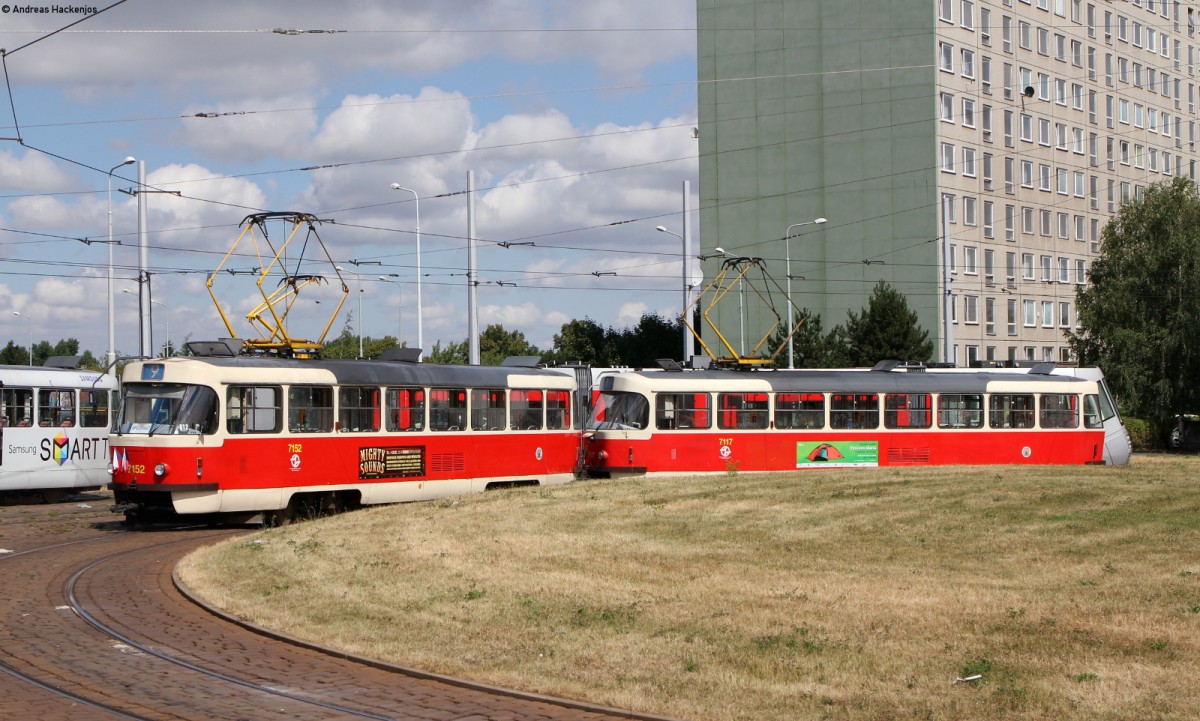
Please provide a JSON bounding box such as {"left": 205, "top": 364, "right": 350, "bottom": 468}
{"left": 108, "top": 351, "right": 582, "bottom": 523}
{"left": 581, "top": 362, "right": 1132, "bottom": 477}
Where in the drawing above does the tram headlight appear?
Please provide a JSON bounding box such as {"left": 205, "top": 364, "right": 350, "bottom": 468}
{"left": 597, "top": 450, "right": 608, "bottom": 462}
{"left": 154, "top": 463, "right": 170, "bottom": 479}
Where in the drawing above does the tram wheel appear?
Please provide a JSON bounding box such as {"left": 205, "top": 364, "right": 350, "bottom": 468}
{"left": 263, "top": 502, "right": 297, "bottom": 527}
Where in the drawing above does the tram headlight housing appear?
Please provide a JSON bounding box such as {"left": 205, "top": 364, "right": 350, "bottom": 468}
{"left": 154, "top": 463, "right": 169, "bottom": 479}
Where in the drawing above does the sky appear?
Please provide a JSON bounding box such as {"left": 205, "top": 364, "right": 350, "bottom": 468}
{"left": 0, "top": 0, "right": 700, "bottom": 361}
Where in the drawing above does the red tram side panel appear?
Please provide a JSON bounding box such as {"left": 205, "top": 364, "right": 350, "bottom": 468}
{"left": 581, "top": 366, "right": 1129, "bottom": 477}
{"left": 108, "top": 357, "right": 583, "bottom": 521}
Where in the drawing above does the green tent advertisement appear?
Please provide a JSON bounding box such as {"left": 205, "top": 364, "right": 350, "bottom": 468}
{"left": 796, "top": 440, "right": 879, "bottom": 468}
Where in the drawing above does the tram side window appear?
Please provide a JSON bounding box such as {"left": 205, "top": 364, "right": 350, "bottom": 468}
{"left": 430, "top": 388, "right": 467, "bottom": 431}
{"left": 1039, "top": 393, "right": 1078, "bottom": 428}
{"left": 289, "top": 386, "right": 333, "bottom": 433}
{"left": 471, "top": 388, "right": 506, "bottom": 431}
{"left": 227, "top": 386, "right": 281, "bottom": 434}
{"left": 884, "top": 393, "right": 933, "bottom": 429}
{"left": 510, "top": 389, "right": 544, "bottom": 430}
{"left": 386, "top": 387, "right": 425, "bottom": 431}
{"left": 830, "top": 393, "right": 879, "bottom": 429}
{"left": 78, "top": 388, "right": 110, "bottom": 428}
{"left": 338, "top": 386, "right": 380, "bottom": 432}
{"left": 38, "top": 389, "right": 76, "bottom": 427}
{"left": 989, "top": 393, "right": 1035, "bottom": 428}
{"left": 1082, "top": 394, "right": 1104, "bottom": 429}
{"left": 656, "top": 392, "right": 711, "bottom": 430}
{"left": 775, "top": 392, "right": 824, "bottom": 430}
{"left": 938, "top": 394, "right": 984, "bottom": 428}
{"left": 718, "top": 392, "right": 769, "bottom": 429}
{"left": 546, "top": 390, "right": 571, "bottom": 430}
{"left": 1, "top": 387, "right": 33, "bottom": 426}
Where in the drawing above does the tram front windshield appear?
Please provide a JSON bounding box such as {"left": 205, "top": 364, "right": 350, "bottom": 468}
{"left": 586, "top": 391, "right": 650, "bottom": 430}
{"left": 117, "top": 383, "right": 219, "bottom": 435}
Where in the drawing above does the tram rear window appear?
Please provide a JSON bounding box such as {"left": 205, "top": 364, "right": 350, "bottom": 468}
{"left": 1083, "top": 394, "right": 1103, "bottom": 429}
{"left": 546, "top": 390, "right": 571, "bottom": 430}
{"left": 775, "top": 393, "right": 824, "bottom": 430}
{"left": 884, "top": 393, "right": 932, "bottom": 429}
{"left": 387, "top": 387, "right": 425, "bottom": 432}
{"left": 830, "top": 393, "right": 879, "bottom": 429}
{"left": 938, "top": 394, "right": 984, "bottom": 428}
{"left": 656, "top": 392, "right": 711, "bottom": 430}
{"left": 120, "top": 383, "right": 219, "bottom": 435}
{"left": 339, "top": 386, "right": 380, "bottom": 433}
{"left": 79, "top": 389, "right": 111, "bottom": 428}
{"left": 718, "top": 393, "right": 769, "bottom": 430}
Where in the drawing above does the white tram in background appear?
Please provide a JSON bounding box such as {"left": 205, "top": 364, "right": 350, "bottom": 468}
{"left": 581, "top": 361, "right": 1132, "bottom": 476}
{"left": 108, "top": 349, "right": 585, "bottom": 523}
{"left": 0, "top": 363, "right": 117, "bottom": 502}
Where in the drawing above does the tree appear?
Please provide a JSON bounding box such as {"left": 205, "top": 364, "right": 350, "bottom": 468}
{"left": 770, "top": 308, "right": 841, "bottom": 368}
{"left": 1068, "top": 176, "right": 1200, "bottom": 432}
{"left": 839, "top": 280, "right": 933, "bottom": 367}
{"left": 479, "top": 324, "right": 542, "bottom": 366}
{"left": 547, "top": 318, "right": 616, "bottom": 366}
{"left": 425, "top": 340, "right": 468, "bottom": 365}
{"left": 611, "top": 313, "right": 685, "bottom": 367}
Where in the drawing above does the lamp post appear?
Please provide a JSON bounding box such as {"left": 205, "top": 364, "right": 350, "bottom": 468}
{"left": 335, "top": 266, "right": 363, "bottom": 358}
{"left": 783, "top": 217, "right": 828, "bottom": 369}
{"left": 11, "top": 311, "right": 32, "bottom": 365}
{"left": 656, "top": 224, "right": 691, "bottom": 363}
{"left": 378, "top": 276, "right": 403, "bottom": 343}
{"left": 389, "top": 184, "right": 422, "bottom": 358}
{"left": 107, "top": 156, "right": 135, "bottom": 368}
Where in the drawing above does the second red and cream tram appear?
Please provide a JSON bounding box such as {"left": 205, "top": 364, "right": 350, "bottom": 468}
{"left": 581, "top": 362, "right": 1131, "bottom": 477}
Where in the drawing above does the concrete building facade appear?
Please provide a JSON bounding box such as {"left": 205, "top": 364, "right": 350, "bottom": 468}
{"left": 698, "top": 0, "right": 1200, "bottom": 365}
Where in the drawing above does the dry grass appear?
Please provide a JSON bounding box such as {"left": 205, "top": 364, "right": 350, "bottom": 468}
{"left": 178, "top": 455, "right": 1200, "bottom": 721}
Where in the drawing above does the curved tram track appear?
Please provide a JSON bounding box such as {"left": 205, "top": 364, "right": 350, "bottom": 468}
{"left": 0, "top": 497, "right": 665, "bottom": 721}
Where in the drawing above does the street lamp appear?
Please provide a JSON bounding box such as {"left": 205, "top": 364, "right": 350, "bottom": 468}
{"left": 11, "top": 311, "right": 32, "bottom": 365}
{"left": 378, "top": 276, "right": 403, "bottom": 343}
{"left": 389, "top": 183, "right": 422, "bottom": 358}
{"left": 335, "top": 266, "right": 364, "bottom": 358}
{"left": 107, "top": 156, "right": 135, "bottom": 368}
{"left": 656, "top": 224, "right": 691, "bottom": 363}
{"left": 783, "top": 217, "right": 828, "bottom": 369}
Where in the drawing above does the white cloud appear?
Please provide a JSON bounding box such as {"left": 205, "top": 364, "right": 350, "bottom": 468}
{"left": 616, "top": 301, "right": 649, "bottom": 327}
{"left": 0, "top": 149, "right": 75, "bottom": 192}
{"left": 175, "top": 96, "right": 319, "bottom": 163}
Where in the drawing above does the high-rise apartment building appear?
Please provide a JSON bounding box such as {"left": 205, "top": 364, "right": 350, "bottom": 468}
{"left": 698, "top": 0, "right": 1198, "bottom": 365}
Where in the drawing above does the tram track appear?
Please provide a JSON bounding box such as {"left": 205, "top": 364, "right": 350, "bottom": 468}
{"left": 0, "top": 500, "right": 669, "bottom": 721}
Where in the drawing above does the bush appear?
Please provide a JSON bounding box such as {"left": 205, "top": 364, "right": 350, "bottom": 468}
{"left": 1123, "top": 417, "right": 1155, "bottom": 451}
